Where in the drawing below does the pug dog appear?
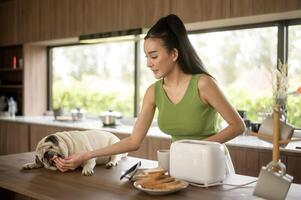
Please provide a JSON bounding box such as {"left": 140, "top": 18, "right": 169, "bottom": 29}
{"left": 22, "top": 130, "right": 126, "bottom": 176}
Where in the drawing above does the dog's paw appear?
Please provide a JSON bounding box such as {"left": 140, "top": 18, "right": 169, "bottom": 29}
{"left": 82, "top": 166, "right": 94, "bottom": 176}
{"left": 22, "top": 162, "right": 37, "bottom": 170}
{"left": 105, "top": 161, "right": 117, "bottom": 169}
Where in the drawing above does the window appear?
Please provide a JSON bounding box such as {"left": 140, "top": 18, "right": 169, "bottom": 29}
{"left": 51, "top": 41, "right": 135, "bottom": 117}
{"left": 189, "top": 26, "right": 277, "bottom": 122}
{"left": 49, "top": 20, "right": 300, "bottom": 126}
{"left": 288, "top": 24, "right": 301, "bottom": 127}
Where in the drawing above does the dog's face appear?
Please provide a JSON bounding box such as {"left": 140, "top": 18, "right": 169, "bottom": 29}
{"left": 35, "top": 135, "right": 65, "bottom": 170}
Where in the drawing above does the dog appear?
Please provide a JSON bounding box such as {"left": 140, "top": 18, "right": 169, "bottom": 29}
{"left": 22, "top": 130, "right": 126, "bottom": 176}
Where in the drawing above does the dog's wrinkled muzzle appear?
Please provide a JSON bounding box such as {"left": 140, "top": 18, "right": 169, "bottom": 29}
{"left": 43, "top": 151, "right": 62, "bottom": 166}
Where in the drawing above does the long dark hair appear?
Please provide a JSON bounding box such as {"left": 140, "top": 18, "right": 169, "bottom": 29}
{"left": 145, "top": 14, "right": 210, "bottom": 75}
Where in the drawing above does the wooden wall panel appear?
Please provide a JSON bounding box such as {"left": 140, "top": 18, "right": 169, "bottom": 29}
{"left": 119, "top": 0, "right": 171, "bottom": 32}
{"left": 39, "top": 0, "right": 71, "bottom": 41}
{"left": 282, "top": 0, "right": 301, "bottom": 11}
{"left": 17, "top": 0, "right": 41, "bottom": 43}
{"left": 23, "top": 45, "right": 47, "bottom": 116}
{"left": 171, "top": 0, "right": 231, "bottom": 23}
{"left": 230, "top": 0, "right": 254, "bottom": 18}
{"left": 141, "top": 0, "right": 171, "bottom": 28}
{"left": 69, "top": 0, "right": 85, "bottom": 37}
{"left": 120, "top": 0, "right": 144, "bottom": 30}
{"left": 1, "top": 0, "right": 301, "bottom": 45}
{"left": 230, "top": 0, "right": 301, "bottom": 18}
{"left": 0, "top": 0, "right": 18, "bottom": 45}
{"left": 83, "top": 0, "right": 122, "bottom": 35}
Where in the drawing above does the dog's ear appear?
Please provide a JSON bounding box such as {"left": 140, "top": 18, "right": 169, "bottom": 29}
{"left": 45, "top": 135, "right": 59, "bottom": 146}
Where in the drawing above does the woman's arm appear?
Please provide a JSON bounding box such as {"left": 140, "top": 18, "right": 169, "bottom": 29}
{"left": 54, "top": 84, "right": 156, "bottom": 171}
{"left": 198, "top": 75, "right": 246, "bottom": 143}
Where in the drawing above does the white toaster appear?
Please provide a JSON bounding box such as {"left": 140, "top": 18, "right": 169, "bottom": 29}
{"left": 169, "top": 140, "right": 226, "bottom": 186}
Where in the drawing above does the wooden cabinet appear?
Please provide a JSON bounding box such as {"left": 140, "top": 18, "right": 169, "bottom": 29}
{"left": 228, "top": 146, "right": 259, "bottom": 177}
{"left": 0, "top": 121, "right": 29, "bottom": 155}
{"left": 226, "top": 145, "right": 301, "bottom": 183}
{"left": 287, "top": 155, "right": 301, "bottom": 184}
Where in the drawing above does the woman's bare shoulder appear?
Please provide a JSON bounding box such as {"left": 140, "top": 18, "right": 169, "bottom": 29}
{"left": 143, "top": 83, "right": 156, "bottom": 104}
{"left": 146, "top": 83, "right": 156, "bottom": 94}
{"left": 197, "top": 74, "right": 217, "bottom": 90}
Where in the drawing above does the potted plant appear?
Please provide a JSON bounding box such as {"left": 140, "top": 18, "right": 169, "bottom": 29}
{"left": 53, "top": 92, "right": 69, "bottom": 119}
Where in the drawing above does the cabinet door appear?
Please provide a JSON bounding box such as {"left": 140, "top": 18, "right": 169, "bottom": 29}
{"left": 0, "top": 121, "right": 29, "bottom": 155}
{"left": 30, "top": 124, "right": 78, "bottom": 151}
{"left": 227, "top": 146, "right": 260, "bottom": 177}
{"left": 287, "top": 155, "right": 301, "bottom": 184}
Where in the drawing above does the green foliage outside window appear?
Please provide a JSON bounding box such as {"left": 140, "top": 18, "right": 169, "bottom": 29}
{"left": 53, "top": 80, "right": 133, "bottom": 117}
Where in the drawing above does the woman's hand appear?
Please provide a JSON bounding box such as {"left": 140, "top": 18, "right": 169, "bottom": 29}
{"left": 53, "top": 152, "right": 88, "bottom": 172}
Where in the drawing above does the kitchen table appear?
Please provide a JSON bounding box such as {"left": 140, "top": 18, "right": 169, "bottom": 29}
{"left": 0, "top": 152, "right": 300, "bottom": 200}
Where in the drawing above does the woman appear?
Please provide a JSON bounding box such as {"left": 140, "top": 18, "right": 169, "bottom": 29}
{"left": 54, "top": 14, "right": 245, "bottom": 172}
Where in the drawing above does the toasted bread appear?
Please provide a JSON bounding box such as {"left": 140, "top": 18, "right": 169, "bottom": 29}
{"left": 140, "top": 176, "right": 175, "bottom": 188}
{"left": 134, "top": 169, "right": 167, "bottom": 180}
{"left": 136, "top": 173, "right": 184, "bottom": 190}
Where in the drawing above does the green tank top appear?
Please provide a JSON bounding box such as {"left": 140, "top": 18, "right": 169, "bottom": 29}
{"left": 155, "top": 74, "right": 218, "bottom": 142}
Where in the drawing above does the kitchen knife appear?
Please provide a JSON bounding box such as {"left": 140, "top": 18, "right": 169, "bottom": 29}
{"left": 120, "top": 161, "right": 141, "bottom": 180}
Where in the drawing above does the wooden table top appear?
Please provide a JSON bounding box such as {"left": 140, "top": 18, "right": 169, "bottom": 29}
{"left": 0, "top": 152, "right": 300, "bottom": 200}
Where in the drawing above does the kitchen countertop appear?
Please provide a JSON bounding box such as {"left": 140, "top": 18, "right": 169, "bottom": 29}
{"left": 0, "top": 152, "right": 301, "bottom": 200}
{"left": 1, "top": 116, "right": 301, "bottom": 153}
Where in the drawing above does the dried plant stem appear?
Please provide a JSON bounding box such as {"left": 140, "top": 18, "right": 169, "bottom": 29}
{"left": 272, "top": 104, "right": 280, "bottom": 172}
